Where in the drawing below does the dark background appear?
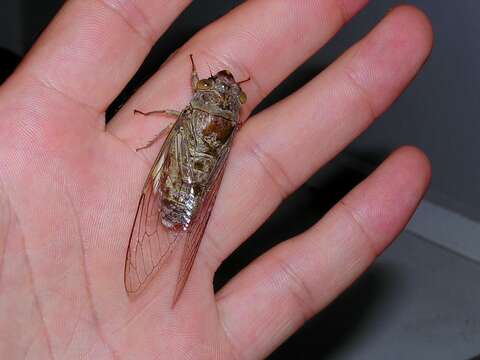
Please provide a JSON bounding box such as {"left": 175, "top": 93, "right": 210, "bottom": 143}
{"left": 1, "top": 1, "right": 480, "bottom": 359}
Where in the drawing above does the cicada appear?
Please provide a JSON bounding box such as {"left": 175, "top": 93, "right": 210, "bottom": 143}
{"left": 124, "top": 55, "right": 248, "bottom": 304}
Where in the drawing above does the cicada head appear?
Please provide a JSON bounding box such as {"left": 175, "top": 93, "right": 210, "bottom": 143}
{"left": 195, "top": 69, "right": 248, "bottom": 108}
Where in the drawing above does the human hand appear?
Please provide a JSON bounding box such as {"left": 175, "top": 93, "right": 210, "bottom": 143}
{"left": 0, "top": 1, "right": 432, "bottom": 358}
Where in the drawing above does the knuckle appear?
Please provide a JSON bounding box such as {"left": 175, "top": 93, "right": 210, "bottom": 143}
{"left": 241, "top": 131, "right": 294, "bottom": 201}
{"left": 337, "top": 199, "right": 380, "bottom": 258}
{"left": 96, "top": 0, "right": 157, "bottom": 44}
{"left": 342, "top": 64, "right": 378, "bottom": 120}
{"left": 271, "top": 253, "right": 317, "bottom": 323}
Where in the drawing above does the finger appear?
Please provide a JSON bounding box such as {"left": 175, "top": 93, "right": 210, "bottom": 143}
{"left": 9, "top": 0, "right": 190, "bottom": 114}
{"left": 216, "top": 147, "right": 431, "bottom": 359}
{"left": 108, "top": 0, "right": 368, "bottom": 147}
{"left": 199, "top": 5, "right": 433, "bottom": 270}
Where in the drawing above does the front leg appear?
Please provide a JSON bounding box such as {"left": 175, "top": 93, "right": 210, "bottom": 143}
{"left": 133, "top": 109, "right": 179, "bottom": 151}
{"left": 190, "top": 54, "right": 199, "bottom": 90}
{"left": 134, "top": 109, "right": 181, "bottom": 118}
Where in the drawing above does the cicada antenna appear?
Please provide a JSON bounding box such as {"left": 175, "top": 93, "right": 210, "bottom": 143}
{"left": 237, "top": 77, "right": 251, "bottom": 85}
{"left": 207, "top": 63, "right": 213, "bottom": 78}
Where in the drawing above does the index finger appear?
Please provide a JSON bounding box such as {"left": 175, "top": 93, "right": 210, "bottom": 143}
{"left": 12, "top": 0, "right": 190, "bottom": 113}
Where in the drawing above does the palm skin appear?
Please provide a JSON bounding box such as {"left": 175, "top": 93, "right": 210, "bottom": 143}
{"left": 0, "top": 1, "right": 433, "bottom": 359}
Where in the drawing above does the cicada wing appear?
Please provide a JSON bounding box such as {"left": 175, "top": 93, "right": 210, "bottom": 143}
{"left": 124, "top": 122, "right": 181, "bottom": 294}
{"left": 125, "top": 109, "right": 236, "bottom": 303}
{"left": 172, "top": 143, "right": 233, "bottom": 305}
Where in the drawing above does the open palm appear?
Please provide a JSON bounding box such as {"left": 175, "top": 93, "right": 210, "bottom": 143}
{"left": 0, "top": 1, "right": 432, "bottom": 359}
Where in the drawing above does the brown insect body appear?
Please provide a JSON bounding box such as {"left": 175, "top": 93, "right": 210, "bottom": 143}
{"left": 125, "top": 57, "right": 247, "bottom": 304}
{"left": 159, "top": 70, "right": 243, "bottom": 230}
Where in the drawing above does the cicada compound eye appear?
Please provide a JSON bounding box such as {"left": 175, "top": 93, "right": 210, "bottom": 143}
{"left": 196, "top": 79, "right": 214, "bottom": 90}
{"left": 239, "top": 91, "right": 247, "bottom": 104}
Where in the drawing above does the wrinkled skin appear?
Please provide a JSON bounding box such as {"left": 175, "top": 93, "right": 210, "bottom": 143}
{"left": 0, "top": 1, "right": 432, "bottom": 359}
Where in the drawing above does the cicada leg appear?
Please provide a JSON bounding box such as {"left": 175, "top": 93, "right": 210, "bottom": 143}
{"left": 135, "top": 123, "right": 174, "bottom": 151}
{"left": 133, "top": 109, "right": 179, "bottom": 151}
{"left": 190, "top": 54, "right": 199, "bottom": 90}
{"left": 134, "top": 109, "right": 181, "bottom": 118}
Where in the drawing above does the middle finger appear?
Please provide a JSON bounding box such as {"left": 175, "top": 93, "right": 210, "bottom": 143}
{"left": 108, "top": 0, "right": 367, "bottom": 148}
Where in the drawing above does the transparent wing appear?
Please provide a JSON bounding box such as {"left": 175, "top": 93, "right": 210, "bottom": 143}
{"left": 172, "top": 141, "right": 233, "bottom": 305}
{"left": 124, "top": 120, "right": 181, "bottom": 294}
{"left": 125, "top": 112, "right": 236, "bottom": 304}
